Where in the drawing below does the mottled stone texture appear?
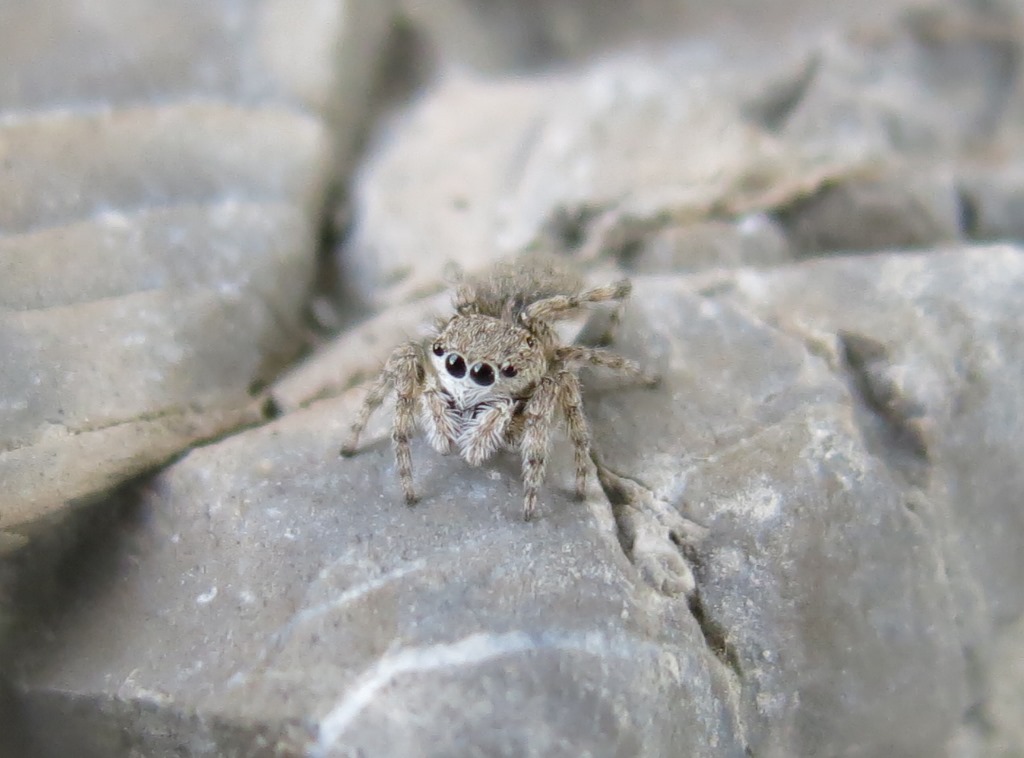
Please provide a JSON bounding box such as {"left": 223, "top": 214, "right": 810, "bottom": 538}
{"left": 4, "top": 0, "right": 1024, "bottom": 756}
{"left": 8, "top": 248, "right": 1024, "bottom": 757}
{"left": 0, "top": 0, "right": 394, "bottom": 532}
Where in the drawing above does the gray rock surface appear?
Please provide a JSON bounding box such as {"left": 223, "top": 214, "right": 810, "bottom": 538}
{"left": 9, "top": 247, "right": 1024, "bottom": 757}
{"left": 342, "top": 0, "right": 1024, "bottom": 308}
{"left": 0, "top": 0, "right": 395, "bottom": 533}
{"left": 949, "top": 611, "right": 1024, "bottom": 758}
{"left": 9, "top": 389, "right": 741, "bottom": 758}
{"left": 4, "top": 0, "right": 1024, "bottom": 756}
{"left": 960, "top": 159, "right": 1024, "bottom": 242}
{"left": 779, "top": 167, "right": 964, "bottom": 255}
{"left": 400, "top": 0, "right": 901, "bottom": 73}
{"left": 622, "top": 214, "right": 791, "bottom": 274}
{"left": 340, "top": 51, "right": 877, "bottom": 308}
{"left": 762, "top": 1, "right": 1023, "bottom": 157}
{"left": 722, "top": 247, "right": 1024, "bottom": 628}
{"left": 596, "top": 247, "right": 1024, "bottom": 755}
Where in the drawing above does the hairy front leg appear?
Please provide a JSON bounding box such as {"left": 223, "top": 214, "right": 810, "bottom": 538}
{"left": 388, "top": 345, "right": 424, "bottom": 504}
{"left": 393, "top": 391, "right": 418, "bottom": 504}
{"left": 339, "top": 342, "right": 424, "bottom": 503}
{"left": 520, "top": 377, "right": 559, "bottom": 521}
{"left": 459, "top": 398, "right": 514, "bottom": 466}
{"left": 341, "top": 350, "right": 403, "bottom": 456}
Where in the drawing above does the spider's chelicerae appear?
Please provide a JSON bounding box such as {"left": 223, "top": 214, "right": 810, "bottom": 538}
{"left": 340, "top": 255, "right": 657, "bottom": 520}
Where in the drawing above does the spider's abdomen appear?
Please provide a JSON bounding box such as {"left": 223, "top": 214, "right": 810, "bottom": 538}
{"left": 465, "top": 253, "right": 584, "bottom": 320}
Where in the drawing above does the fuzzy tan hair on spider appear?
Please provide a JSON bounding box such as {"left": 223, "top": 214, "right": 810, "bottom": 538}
{"left": 340, "top": 254, "right": 658, "bottom": 521}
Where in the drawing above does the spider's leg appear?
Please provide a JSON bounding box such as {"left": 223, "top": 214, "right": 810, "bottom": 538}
{"left": 340, "top": 342, "right": 423, "bottom": 504}
{"left": 522, "top": 279, "right": 631, "bottom": 324}
{"left": 453, "top": 280, "right": 478, "bottom": 315}
{"left": 595, "top": 293, "right": 626, "bottom": 346}
{"left": 554, "top": 345, "right": 659, "bottom": 386}
{"left": 341, "top": 351, "right": 399, "bottom": 456}
{"left": 389, "top": 344, "right": 424, "bottom": 504}
{"left": 556, "top": 370, "right": 591, "bottom": 499}
{"left": 520, "top": 376, "right": 559, "bottom": 521}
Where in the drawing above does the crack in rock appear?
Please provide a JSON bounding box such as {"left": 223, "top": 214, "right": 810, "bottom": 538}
{"left": 686, "top": 586, "right": 744, "bottom": 680}
{"left": 592, "top": 453, "right": 705, "bottom": 598}
{"left": 591, "top": 453, "right": 748, "bottom": 736}
{"left": 836, "top": 330, "right": 931, "bottom": 489}
{"left": 1, "top": 405, "right": 207, "bottom": 456}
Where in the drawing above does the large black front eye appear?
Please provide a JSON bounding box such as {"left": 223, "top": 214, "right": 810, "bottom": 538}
{"left": 470, "top": 362, "right": 495, "bottom": 386}
{"left": 432, "top": 342, "right": 445, "bottom": 357}
{"left": 445, "top": 353, "right": 466, "bottom": 378}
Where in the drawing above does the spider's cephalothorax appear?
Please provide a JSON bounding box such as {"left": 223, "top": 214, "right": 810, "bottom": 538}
{"left": 340, "top": 255, "right": 656, "bottom": 520}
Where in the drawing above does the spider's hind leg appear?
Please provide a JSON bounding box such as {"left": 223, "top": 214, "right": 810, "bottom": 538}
{"left": 557, "top": 370, "right": 592, "bottom": 500}
{"left": 453, "top": 280, "right": 479, "bottom": 315}
{"left": 574, "top": 292, "right": 628, "bottom": 347}
{"left": 522, "top": 279, "right": 632, "bottom": 325}
{"left": 554, "top": 345, "right": 659, "bottom": 387}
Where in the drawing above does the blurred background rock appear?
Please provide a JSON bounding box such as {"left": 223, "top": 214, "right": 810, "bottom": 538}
{"left": 2, "top": 1, "right": 1023, "bottom": 756}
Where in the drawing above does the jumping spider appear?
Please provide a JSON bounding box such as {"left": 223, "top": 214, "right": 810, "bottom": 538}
{"left": 340, "top": 255, "right": 656, "bottom": 520}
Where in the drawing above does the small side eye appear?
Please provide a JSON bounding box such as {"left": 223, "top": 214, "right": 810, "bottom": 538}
{"left": 526, "top": 336, "right": 536, "bottom": 349}
{"left": 500, "top": 364, "right": 518, "bottom": 378}
{"left": 432, "top": 342, "right": 445, "bottom": 357}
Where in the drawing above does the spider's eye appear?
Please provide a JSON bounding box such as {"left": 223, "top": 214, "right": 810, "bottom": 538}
{"left": 526, "top": 336, "right": 536, "bottom": 349}
{"left": 432, "top": 342, "right": 445, "bottom": 357}
{"left": 469, "top": 362, "right": 495, "bottom": 386}
{"left": 500, "top": 364, "right": 518, "bottom": 378}
{"left": 445, "top": 353, "right": 466, "bottom": 378}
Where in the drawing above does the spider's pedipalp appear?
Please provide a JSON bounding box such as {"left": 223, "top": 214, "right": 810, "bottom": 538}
{"left": 459, "top": 398, "right": 515, "bottom": 466}
{"left": 420, "top": 385, "right": 459, "bottom": 455}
